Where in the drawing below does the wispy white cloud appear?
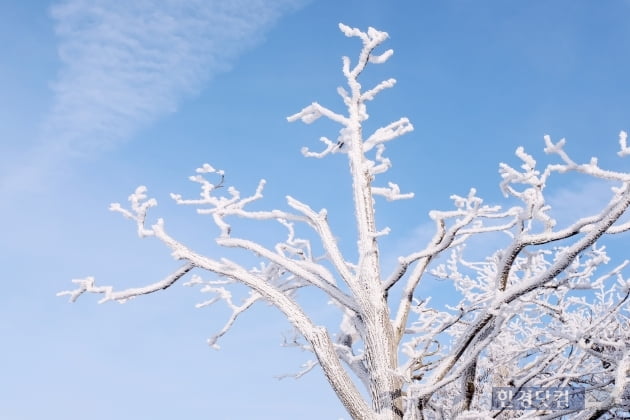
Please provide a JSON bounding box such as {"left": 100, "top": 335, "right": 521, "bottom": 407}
{"left": 547, "top": 179, "right": 622, "bottom": 227}
{"left": 1, "top": 0, "right": 306, "bottom": 193}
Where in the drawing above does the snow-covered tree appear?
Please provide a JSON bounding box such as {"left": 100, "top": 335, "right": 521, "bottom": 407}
{"left": 60, "top": 24, "right": 630, "bottom": 419}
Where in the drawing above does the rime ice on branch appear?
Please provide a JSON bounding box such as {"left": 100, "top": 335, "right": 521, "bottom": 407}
{"left": 60, "top": 23, "right": 630, "bottom": 420}
{"left": 288, "top": 23, "right": 414, "bottom": 203}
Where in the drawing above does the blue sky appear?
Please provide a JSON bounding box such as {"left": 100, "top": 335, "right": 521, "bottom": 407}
{"left": 2, "top": 1, "right": 630, "bottom": 419}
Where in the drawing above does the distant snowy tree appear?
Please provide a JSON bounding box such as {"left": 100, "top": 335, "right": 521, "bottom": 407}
{"left": 60, "top": 24, "right": 630, "bottom": 419}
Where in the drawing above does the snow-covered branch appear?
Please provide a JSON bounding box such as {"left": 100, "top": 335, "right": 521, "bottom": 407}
{"left": 109, "top": 186, "right": 157, "bottom": 238}
{"left": 288, "top": 23, "right": 414, "bottom": 219}
{"left": 57, "top": 262, "right": 195, "bottom": 304}
{"left": 215, "top": 236, "right": 359, "bottom": 313}
{"left": 61, "top": 22, "right": 630, "bottom": 420}
{"left": 285, "top": 196, "right": 356, "bottom": 289}
{"left": 71, "top": 187, "right": 374, "bottom": 417}
{"left": 363, "top": 118, "right": 414, "bottom": 153}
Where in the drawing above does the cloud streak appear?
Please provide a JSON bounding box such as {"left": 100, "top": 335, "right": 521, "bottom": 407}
{"left": 46, "top": 0, "right": 304, "bottom": 154}
{"left": 0, "top": 0, "right": 305, "bottom": 194}
{"left": 547, "top": 179, "right": 624, "bottom": 227}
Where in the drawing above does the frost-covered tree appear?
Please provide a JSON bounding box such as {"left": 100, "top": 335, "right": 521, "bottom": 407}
{"left": 60, "top": 24, "right": 630, "bottom": 419}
